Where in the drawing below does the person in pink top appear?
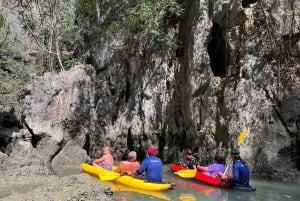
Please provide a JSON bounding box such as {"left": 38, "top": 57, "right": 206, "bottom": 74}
{"left": 93, "top": 147, "right": 114, "bottom": 170}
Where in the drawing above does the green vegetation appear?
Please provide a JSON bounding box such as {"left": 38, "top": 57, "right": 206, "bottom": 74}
{"left": 76, "top": 0, "right": 184, "bottom": 50}
{"left": 0, "top": 0, "right": 184, "bottom": 110}
{"left": 107, "top": 0, "right": 184, "bottom": 49}
{"left": 0, "top": 13, "right": 29, "bottom": 111}
{"left": 17, "top": 0, "right": 81, "bottom": 71}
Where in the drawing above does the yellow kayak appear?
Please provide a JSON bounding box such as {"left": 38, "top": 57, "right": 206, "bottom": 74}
{"left": 81, "top": 163, "right": 175, "bottom": 191}
{"left": 101, "top": 180, "right": 171, "bottom": 201}
{"left": 81, "top": 163, "right": 113, "bottom": 177}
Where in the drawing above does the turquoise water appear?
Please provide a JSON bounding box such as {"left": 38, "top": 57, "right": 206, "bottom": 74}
{"left": 2, "top": 165, "right": 300, "bottom": 201}
{"left": 104, "top": 166, "right": 300, "bottom": 201}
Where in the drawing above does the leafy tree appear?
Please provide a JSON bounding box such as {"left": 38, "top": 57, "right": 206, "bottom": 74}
{"left": 17, "top": 0, "right": 81, "bottom": 71}
{"left": 0, "top": 13, "right": 30, "bottom": 111}
{"left": 75, "top": 0, "right": 184, "bottom": 55}
{"left": 108, "top": 0, "right": 184, "bottom": 50}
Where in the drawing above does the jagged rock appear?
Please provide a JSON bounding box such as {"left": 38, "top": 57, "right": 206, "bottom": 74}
{"left": 0, "top": 167, "right": 111, "bottom": 201}
{"left": 0, "top": 0, "right": 299, "bottom": 183}
{"left": 51, "top": 138, "right": 89, "bottom": 167}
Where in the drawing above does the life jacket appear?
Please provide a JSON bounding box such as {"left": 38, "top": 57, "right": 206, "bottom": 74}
{"left": 117, "top": 161, "right": 140, "bottom": 174}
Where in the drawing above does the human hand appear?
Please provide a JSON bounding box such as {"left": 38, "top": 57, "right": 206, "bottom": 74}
{"left": 221, "top": 174, "right": 227, "bottom": 180}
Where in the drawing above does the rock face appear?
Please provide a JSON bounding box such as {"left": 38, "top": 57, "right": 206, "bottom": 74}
{"left": 1, "top": 65, "right": 94, "bottom": 168}
{"left": 1, "top": 0, "right": 300, "bottom": 182}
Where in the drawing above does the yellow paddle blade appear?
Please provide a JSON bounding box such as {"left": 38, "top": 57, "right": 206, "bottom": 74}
{"left": 179, "top": 194, "right": 197, "bottom": 201}
{"left": 99, "top": 172, "right": 121, "bottom": 181}
{"left": 238, "top": 130, "right": 249, "bottom": 147}
{"left": 174, "top": 169, "right": 197, "bottom": 178}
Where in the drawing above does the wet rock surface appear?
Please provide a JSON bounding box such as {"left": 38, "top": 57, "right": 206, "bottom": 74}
{"left": 0, "top": 166, "right": 112, "bottom": 201}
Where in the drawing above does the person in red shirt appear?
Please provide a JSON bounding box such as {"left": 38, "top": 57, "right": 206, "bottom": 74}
{"left": 93, "top": 147, "right": 114, "bottom": 170}
{"left": 115, "top": 151, "right": 140, "bottom": 175}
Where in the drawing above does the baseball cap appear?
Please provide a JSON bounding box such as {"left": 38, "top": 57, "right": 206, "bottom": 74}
{"left": 147, "top": 147, "right": 157, "bottom": 155}
{"left": 186, "top": 149, "right": 193, "bottom": 155}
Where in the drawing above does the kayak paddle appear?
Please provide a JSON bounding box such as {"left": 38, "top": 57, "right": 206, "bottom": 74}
{"left": 224, "top": 129, "right": 249, "bottom": 174}
{"left": 174, "top": 169, "right": 197, "bottom": 178}
{"left": 99, "top": 172, "right": 121, "bottom": 181}
{"left": 237, "top": 130, "right": 249, "bottom": 147}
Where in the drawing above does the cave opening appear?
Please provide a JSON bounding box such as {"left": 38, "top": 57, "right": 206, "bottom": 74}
{"left": 241, "top": 0, "right": 259, "bottom": 8}
{"left": 207, "top": 23, "right": 229, "bottom": 78}
{"left": 31, "top": 134, "right": 42, "bottom": 148}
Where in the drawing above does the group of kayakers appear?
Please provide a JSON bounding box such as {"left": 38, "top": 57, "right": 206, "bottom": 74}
{"left": 92, "top": 146, "right": 252, "bottom": 189}
{"left": 184, "top": 148, "right": 251, "bottom": 189}
{"left": 93, "top": 146, "right": 163, "bottom": 183}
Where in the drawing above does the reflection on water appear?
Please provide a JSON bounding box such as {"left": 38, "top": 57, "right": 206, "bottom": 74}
{"left": 2, "top": 165, "right": 300, "bottom": 201}
{"left": 98, "top": 179, "right": 171, "bottom": 201}
{"left": 106, "top": 166, "right": 300, "bottom": 201}
{"left": 178, "top": 194, "right": 197, "bottom": 201}
{"left": 40, "top": 166, "right": 300, "bottom": 201}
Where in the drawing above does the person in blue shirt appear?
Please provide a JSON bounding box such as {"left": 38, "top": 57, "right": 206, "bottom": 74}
{"left": 135, "top": 146, "right": 163, "bottom": 183}
{"left": 218, "top": 149, "right": 250, "bottom": 187}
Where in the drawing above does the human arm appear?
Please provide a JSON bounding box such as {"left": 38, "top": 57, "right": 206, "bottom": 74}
{"left": 220, "top": 163, "right": 239, "bottom": 183}
{"left": 136, "top": 160, "right": 147, "bottom": 175}
{"left": 114, "top": 161, "right": 127, "bottom": 174}
{"left": 93, "top": 156, "right": 105, "bottom": 167}
{"left": 197, "top": 165, "right": 209, "bottom": 172}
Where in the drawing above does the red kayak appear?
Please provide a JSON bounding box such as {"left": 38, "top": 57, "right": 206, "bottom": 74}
{"left": 170, "top": 163, "right": 231, "bottom": 187}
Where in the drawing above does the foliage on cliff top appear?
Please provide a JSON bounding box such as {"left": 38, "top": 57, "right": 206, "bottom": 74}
{"left": 76, "top": 0, "right": 184, "bottom": 50}
{"left": 108, "top": 0, "right": 184, "bottom": 49}
{"left": 0, "top": 13, "right": 31, "bottom": 111}
{"left": 17, "top": 0, "right": 81, "bottom": 71}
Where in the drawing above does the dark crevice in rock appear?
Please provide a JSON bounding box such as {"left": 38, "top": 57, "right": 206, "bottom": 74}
{"left": 49, "top": 140, "right": 64, "bottom": 164}
{"left": 282, "top": 33, "right": 300, "bottom": 57}
{"left": 125, "top": 80, "right": 131, "bottom": 102}
{"left": 214, "top": 118, "right": 229, "bottom": 147}
{"left": 126, "top": 127, "right": 133, "bottom": 152}
{"left": 83, "top": 134, "right": 90, "bottom": 156}
{"left": 95, "top": 66, "right": 108, "bottom": 74}
{"left": 207, "top": 23, "right": 228, "bottom": 78}
{"left": 208, "top": 0, "right": 214, "bottom": 19}
{"left": 242, "top": 0, "right": 259, "bottom": 8}
{"left": 158, "top": 132, "right": 166, "bottom": 161}
{"left": 291, "top": 135, "right": 300, "bottom": 170}
{"left": 136, "top": 136, "right": 146, "bottom": 161}
{"left": 175, "top": 47, "right": 184, "bottom": 58}
{"left": 21, "top": 116, "right": 41, "bottom": 148}
{"left": 31, "top": 134, "right": 42, "bottom": 148}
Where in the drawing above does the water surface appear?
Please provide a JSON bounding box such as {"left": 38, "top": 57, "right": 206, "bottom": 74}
{"left": 102, "top": 165, "right": 300, "bottom": 201}
{"left": 2, "top": 165, "right": 300, "bottom": 201}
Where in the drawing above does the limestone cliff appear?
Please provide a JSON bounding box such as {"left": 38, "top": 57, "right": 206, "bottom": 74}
{"left": 0, "top": 0, "right": 300, "bottom": 182}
